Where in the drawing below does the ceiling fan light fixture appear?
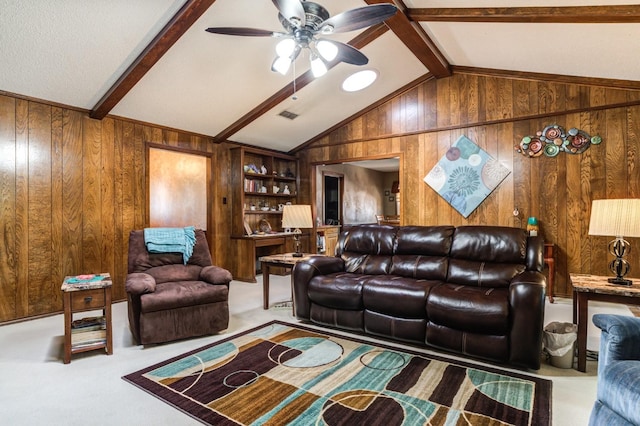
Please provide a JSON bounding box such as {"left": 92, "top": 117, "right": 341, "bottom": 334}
{"left": 272, "top": 56, "right": 292, "bottom": 75}
{"left": 320, "top": 24, "right": 334, "bottom": 35}
{"left": 342, "top": 69, "right": 378, "bottom": 92}
{"left": 275, "top": 38, "right": 296, "bottom": 58}
{"left": 310, "top": 54, "right": 327, "bottom": 78}
{"left": 316, "top": 40, "right": 338, "bottom": 62}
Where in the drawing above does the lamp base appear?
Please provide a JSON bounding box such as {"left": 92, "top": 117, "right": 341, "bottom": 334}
{"left": 292, "top": 252, "right": 304, "bottom": 258}
{"left": 608, "top": 277, "right": 633, "bottom": 286}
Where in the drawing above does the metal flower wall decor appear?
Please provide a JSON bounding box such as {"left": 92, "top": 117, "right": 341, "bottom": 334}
{"left": 515, "top": 124, "right": 602, "bottom": 157}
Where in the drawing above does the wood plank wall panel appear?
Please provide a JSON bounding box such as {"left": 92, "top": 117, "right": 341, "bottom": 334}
{"left": 300, "top": 71, "right": 640, "bottom": 298}
{"left": 15, "top": 100, "right": 29, "bottom": 319}
{"left": 0, "top": 96, "right": 16, "bottom": 321}
{"left": 0, "top": 96, "right": 228, "bottom": 322}
{"left": 27, "top": 102, "right": 53, "bottom": 316}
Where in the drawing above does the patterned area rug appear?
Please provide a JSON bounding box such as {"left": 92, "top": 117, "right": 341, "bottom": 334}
{"left": 123, "top": 321, "right": 551, "bottom": 425}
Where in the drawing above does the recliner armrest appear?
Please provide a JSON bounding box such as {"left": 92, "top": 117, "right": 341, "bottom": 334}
{"left": 200, "top": 265, "right": 232, "bottom": 285}
{"left": 508, "top": 271, "right": 546, "bottom": 370}
{"left": 292, "top": 256, "right": 345, "bottom": 320}
{"left": 125, "top": 272, "right": 156, "bottom": 295}
{"left": 593, "top": 314, "right": 640, "bottom": 366}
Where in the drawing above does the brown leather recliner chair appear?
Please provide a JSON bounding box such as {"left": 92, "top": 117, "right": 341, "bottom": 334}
{"left": 125, "top": 229, "right": 231, "bottom": 345}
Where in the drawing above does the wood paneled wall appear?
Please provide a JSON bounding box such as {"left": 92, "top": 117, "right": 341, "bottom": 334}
{"left": 298, "top": 71, "right": 640, "bottom": 298}
{"left": 0, "top": 95, "right": 232, "bottom": 322}
{"left": 3, "top": 70, "right": 640, "bottom": 322}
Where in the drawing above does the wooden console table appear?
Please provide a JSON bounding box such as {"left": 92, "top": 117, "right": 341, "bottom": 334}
{"left": 571, "top": 273, "right": 640, "bottom": 372}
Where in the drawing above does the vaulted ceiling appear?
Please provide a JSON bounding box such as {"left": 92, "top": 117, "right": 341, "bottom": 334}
{"left": 1, "top": 0, "right": 639, "bottom": 153}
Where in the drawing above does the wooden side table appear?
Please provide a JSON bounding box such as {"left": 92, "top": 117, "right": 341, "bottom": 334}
{"left": 571, "top": 273, "right": 640, "bottom": 372}
{"left": 62, "top": 273, "right": 113, "bottom": 364}
{"left": 259, "top": 253, "right": 319, "bottom": 309}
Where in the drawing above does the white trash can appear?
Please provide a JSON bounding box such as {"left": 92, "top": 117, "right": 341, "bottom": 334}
{"left": 543, "top": 322, "right": 577, "bottom": 369}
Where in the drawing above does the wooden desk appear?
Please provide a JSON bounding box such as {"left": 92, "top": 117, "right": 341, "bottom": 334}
{"left": 571, "top": 273, "right": 640, "bottom": 372}
{"left": 231, "top": 233, "right": 297, "bottom": 282}
{"left": 259, "top": 253, "right": 319, "bottom": 309}
{"left": 544, "top": 243, "right": 555, "bottom": 303}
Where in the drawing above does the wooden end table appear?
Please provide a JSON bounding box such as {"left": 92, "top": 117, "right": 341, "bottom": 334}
{"left": 62, "top": 273, "right": 113, "bottom": 364}
{"left": 571, "top": 273, "right": 640, "bottom": 372}
{"left": 259, "top": 253, "right": 320, "bottom": 310}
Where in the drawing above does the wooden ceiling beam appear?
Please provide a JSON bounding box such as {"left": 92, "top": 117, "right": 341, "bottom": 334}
{"left": 365, "top": 0, "right": 450, "bottom": 78}
{"left": 214, "top": 24, "right": 389, "bottom": 142}
{"left": 90, "top": 0, "right": 217, "bottom": 120}
{"left": 408, "top": 5, "right": 640, "bottom": 23}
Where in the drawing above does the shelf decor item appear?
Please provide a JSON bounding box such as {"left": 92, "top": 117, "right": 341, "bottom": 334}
{"left": 282, "top": 205, "right": 313, "bottom": 257}
{"left": 588, "top": 199, "right": 640, "bottom": 286}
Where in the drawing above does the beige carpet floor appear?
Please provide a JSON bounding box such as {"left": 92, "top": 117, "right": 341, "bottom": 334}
{"left": 0, "top": 275, "right": 632, "bottom": 425}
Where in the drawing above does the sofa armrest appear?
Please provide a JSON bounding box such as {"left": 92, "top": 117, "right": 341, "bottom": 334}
{"left": 509, "top": 271, "right": 547, "bottom": 369}
{"left": 200, "top": 265, "right": 232, "bottom": 285}
{"left": 292, "top": 256, "right": 345, "bottom": 320}
{"left": 125, "top": 272, "right": 156, "bottom": 295}
{"left": 593, "top": 314, "right": 640, "bottom": 367}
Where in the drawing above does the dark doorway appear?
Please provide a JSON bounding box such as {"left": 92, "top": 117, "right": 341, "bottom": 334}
{"left": 323, "top": 174, "right": 342, "bottom": 225}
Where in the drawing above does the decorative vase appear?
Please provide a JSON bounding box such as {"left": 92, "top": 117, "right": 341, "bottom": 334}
{"left": 527, "top": 217, "right": 539, "bottom": 237}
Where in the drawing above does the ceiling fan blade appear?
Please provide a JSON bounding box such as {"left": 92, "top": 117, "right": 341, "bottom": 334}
{"left": 205, "top": 27, "right": 277, "bottom": 37}
{"left": 329, "top": 40, "right": 368, "bottom": 66}
{"left": 272, "top": 0, "right": 305, "bottom": 28}
{"left": 319, "top": 4, "right": 397, "bottom": 34}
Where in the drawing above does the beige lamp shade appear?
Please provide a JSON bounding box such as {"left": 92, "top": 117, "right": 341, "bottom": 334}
{"left": 282, "top": 205, "right": 313, "bottom": 229}
{"left": 588, "top": 199, "right": 640, "bottom": 238}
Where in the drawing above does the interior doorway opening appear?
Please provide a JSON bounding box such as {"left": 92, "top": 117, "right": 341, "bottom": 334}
{"left": 323, "top": 173, "right": 343, "bottom": 225}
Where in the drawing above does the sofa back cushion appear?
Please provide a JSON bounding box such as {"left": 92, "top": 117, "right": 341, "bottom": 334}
{"left": 391, "top": 226, "right": 454, "bottom": 280}
{"left": 338, "top": 225, "right": 395, "bottom": 274}
{"left": 448, "top": 226, "right": 528, "bottom": 287}
{"left": 127, "top": 229, "right": 212, "bottom": 283}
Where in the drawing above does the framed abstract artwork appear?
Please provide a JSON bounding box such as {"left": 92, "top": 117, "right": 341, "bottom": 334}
{"left": 423, "top": 135, "right": 510, "bottom": 218}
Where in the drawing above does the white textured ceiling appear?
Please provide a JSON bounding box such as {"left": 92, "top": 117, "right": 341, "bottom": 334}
{"left": 1, "top": 0, "right": 638, "bottom": 152}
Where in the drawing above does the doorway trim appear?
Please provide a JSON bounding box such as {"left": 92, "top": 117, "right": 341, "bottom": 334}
{"left": 146, "top": 142, "right": 214, "bottom": 251}
{"left": 310, "top": 153, "right": 404, "bottom": 226}
{"left": 322, "top": 171, "right": 344, "bottom": 226}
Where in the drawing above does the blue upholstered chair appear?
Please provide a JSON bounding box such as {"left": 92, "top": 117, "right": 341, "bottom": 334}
{"left": 589, "top": 314, "right": 640, "bottom": 426}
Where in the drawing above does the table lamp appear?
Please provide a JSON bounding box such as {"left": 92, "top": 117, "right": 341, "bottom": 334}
{"left": 282, "top": 205, "right": 313, "bottom": 257}
{"left": 588, "top": 198, "right": 640, "bottom": 285}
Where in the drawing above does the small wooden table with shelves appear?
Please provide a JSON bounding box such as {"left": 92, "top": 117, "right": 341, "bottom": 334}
{"left": 571, "top": 273, "right": 640, "bottom": 372}
{"left": 61, "top": 273, "right": 113, "bottom": 364}
{"left": 316, "top": 225, "right": 340, "bottom": 256}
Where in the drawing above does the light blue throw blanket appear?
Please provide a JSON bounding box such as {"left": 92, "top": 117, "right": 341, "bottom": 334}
{"left": 144, "top": 226, "right": 196, "bottom": 264}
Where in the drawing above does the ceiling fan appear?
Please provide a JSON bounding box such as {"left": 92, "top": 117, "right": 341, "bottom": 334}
{"left": 205, "top": 0, "right": 398, "bottom": 78}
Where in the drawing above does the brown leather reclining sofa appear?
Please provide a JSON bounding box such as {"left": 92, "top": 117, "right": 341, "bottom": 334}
{"left": 292, "top": 224, "right": 546, "bottom": 369}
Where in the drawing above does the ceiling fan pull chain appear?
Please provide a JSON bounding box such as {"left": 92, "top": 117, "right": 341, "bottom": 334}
{"left": 292, "top": 58, "right": 298, "bottom": 101}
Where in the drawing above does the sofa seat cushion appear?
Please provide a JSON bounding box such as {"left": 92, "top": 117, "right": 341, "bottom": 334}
{"left": 363, "top": 276, "right": 441, "bottom": 318}
{"left": 427, "top": 283, "right": 510, "bottom": 335}
{"left": 596, "top": 360, "right": 640, "bottom": 426}
{"left": 308, "top": 273, "right": 373, "bottom": 310}
{"left": 140, "top": 281, "right": 228, "bottom": 313}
